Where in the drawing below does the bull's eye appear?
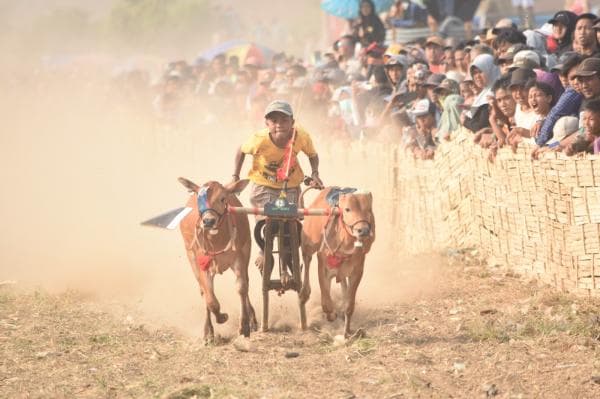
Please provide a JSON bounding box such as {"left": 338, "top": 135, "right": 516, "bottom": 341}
{"left": 345, "top": 208, "right": 350, "bottom": 212}
{"left": 221, "top": 197, "right": 226, "bottom": 203}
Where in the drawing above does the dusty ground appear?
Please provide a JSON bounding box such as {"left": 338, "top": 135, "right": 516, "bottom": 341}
{"left": 1, "top": 249, "right": 599, "bottom": 399}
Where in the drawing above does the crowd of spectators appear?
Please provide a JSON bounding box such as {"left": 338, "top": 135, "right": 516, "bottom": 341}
{"left": 144, "top": 0, "right": 600, "bottom": 161}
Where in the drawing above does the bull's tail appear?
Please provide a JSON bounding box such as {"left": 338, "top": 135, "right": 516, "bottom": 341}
{"left": 178, "top": 177, "right": 200, "bottom": 193}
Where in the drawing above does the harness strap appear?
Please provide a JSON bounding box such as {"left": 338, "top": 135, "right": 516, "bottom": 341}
{"left": 320, "top": 207, "right": 356, "bottom": 269}
{"left": 189, "top": 211, "right": 238, "bottom": 272}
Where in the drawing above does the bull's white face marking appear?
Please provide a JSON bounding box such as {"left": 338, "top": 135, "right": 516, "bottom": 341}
{"left": 209, "top": 229, "right": 219, "bottom": 235}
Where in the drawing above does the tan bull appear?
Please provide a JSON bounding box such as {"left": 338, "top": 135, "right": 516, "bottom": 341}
{"left": 178, "top": 177, "right": 257, "bottom": 342}
{"left": 301, "top": 188, "right": 375, "bottom": 338}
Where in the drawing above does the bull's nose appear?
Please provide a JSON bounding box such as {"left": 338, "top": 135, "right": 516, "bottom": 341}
{"left": 357, "top": 227, "right": 370, "bottom": 237}
{"left": 203, "top": 218, "right": 216, "bottom": 228}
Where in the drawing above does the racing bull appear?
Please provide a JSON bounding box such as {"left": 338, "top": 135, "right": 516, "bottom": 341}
{"left": 301, "top": 187, "right": 375, "bottom": 338}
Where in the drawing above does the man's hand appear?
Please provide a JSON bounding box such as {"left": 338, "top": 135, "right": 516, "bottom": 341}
{"left": 310, "top": 172, "right": 324, "bottom": 189}
{"left": 228, "top": 174, "right": 240, "bottom": 186}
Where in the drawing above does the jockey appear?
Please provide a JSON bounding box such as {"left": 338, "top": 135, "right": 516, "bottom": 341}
{"left": 231, "top": 99, "right": 324, "bottom": 271}
{"left": 231, "top": 99, "right": 324, "bottom": 206}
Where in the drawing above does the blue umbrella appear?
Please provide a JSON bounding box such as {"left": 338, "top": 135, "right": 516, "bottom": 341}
{"left": 321, "top": 0, "right": 395, "bottom": 19}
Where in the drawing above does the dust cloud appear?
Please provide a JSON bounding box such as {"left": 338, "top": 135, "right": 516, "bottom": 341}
{"left": 0, "top": 1, "right": 441, "bottom": 338}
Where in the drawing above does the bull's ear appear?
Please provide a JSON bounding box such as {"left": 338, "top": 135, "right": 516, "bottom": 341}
{"left": 225, "top": 179, "right": 250, "bottom": 195}
{"left": 178, "top": 177, "right": 200, "bottom": 193}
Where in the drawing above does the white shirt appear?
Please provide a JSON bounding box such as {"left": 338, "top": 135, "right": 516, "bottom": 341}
{"left": 514, "top": 104, "right": 539, "bottom": 130}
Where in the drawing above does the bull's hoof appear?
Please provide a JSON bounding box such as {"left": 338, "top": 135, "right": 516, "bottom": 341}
{"left": 326, "top": 312, "right": 337, "bottom": 322}
{"left": 203, "top": 334, "right": 215, "bottom": 346}
{"left": 216, "top": 313, "right": 229, "bottom": 324}
{"left": 239, "top": 323, "right": 251, "bottom": 338}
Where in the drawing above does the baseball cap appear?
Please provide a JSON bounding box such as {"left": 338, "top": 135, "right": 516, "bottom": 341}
{"left": 264, "top": 100, "right": 293, "bottom": 118}
{"left": 548, "top": 116, "right": 579, "bottom": 146}
{"left": 434, "top": 78, "right": 460, "bottom": 95}
{"left": 548, "top": 11, "right": 577, "bottom": 26}
{"left": 423, "top": 73, "right": 446, "bottom": 88}
{"left": 509, "top": 50, "right": 541, "bottom": 70}
{"left": 409, "top": 98, "right": 436, "bottom": 117}
{"left": 573, "top": 57, "right": 600, "bottom": 77}
{"left": 509, "top": 68, "right": 537, "bottom": 88}
{"left": 445, "top": 70, "right": 465, "bottom": 83}
{"left": 425, "top": 35, "right": 444, "bottom": 48}
{"left": 593, "top": 19, "right": 600, "bottom": 30}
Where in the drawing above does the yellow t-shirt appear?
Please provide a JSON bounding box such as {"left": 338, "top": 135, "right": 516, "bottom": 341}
{"left": 241, "top": 126, "right": 317, "bottom": 189}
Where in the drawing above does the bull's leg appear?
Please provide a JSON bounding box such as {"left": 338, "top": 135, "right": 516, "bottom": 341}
{"left": 204, "top": 306, "right": 215, "bottom": 343}
{"left": 340, "top": 277, "right": 349, "bottom": 312}
{"left": 299, "top": 252, "right": 312, "bottom": 330}
{"left": 233, "top": 266, "right": 250, "bottom": 338}
{"left": 202, "top": 271, "right": 228, "bottom": 325}
{"left": 344, "top": 265, "right": 364, "bottom": 338}
{"left": 185, "top": 250, "right": 217, "bottom": 343}
{"left": 247, "top": 298, "right": 258, "bottom": 332}
{"left": 317, "top": 254, "right": 336, "bottom": 322}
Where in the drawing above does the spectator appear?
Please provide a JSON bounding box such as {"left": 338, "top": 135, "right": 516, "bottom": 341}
{"left": 494, "top": 29, "right": 527, "bottom": 56}
{"left": 352, "top": 0, "right": 386, "bottom": 47}
{"left": 407, "top": 98, "right": 437, "bottom": 159}
{"left": 582, "top": 99, "right": 600, "bottom": 153}
{"left": 509, "top": 67, "right": 537, "bottom": 127}
{"left": 462, "top": 54, "right": 499, "bottom": 132}
{"left": 531, "top": 53, "right": 583, "bottom": 157}
{"left": 436, "top": 94, "right": 464, "bottom": 141}
{"left": 423, "top": 73, "right": 446, "bottom": 108}
{"left": 489, "top": 75, "right": 517, "bottom": 149}
{"left": 454, "top": 43, "right": 470, "bottom": 75}
{"left": 548, "top": 11, "right": 577, "bottom": 57}
{"left": 509, "top": 81, "right": 555, "bottom": 150}
{"left": 565, "top": 57, "right": 600, "bottom": 153}
{"left": 573, "top": 13, "right": 598, "bottom": 56}
{"left": 424, "top": 36, "right": 446, "bottom": 74}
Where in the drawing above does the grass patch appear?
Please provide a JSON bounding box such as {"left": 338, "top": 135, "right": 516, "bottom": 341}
{"left": 464, "top": 319, "right": 510, "bottom": 343}
{"left": 352, "top": 337, "right": 377, "bottom": 356}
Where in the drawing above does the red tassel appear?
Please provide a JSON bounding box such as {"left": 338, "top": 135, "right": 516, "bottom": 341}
{"left": 196, "top": 255, "right": 213, "bottom": 271}
{"left": 326, "top": 255, "right": 344, "bottom": 269}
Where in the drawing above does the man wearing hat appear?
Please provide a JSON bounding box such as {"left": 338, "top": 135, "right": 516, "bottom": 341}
{"left": 407, "top": 98, "right": 437, "bottom": 159}
{"left": 422, "top": 73, "right": 446, "bottom": 108}
{"left": 425, "top": 35, "right": 445, "bottom": 74}
{"left": 232, "top": 100, "right": 323, "bottom": 201}
{"left": 573, "top": 57, "right": 600, "bottom": 100}
{"left": 383, "top": 54, "right": 408, "bottom": 92}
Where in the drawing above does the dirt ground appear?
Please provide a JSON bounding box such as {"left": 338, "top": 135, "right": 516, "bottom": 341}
{"left": 1, "top": 249, "right": 599, "bottom": 399}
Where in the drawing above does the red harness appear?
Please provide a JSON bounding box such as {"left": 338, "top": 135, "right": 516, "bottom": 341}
{"left": 324, "top": 210, "right": 354, "bottom": 269}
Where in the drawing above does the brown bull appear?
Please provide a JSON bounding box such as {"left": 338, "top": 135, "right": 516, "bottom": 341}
{"left": 301, "top": 188, "right": 375, "bottom": 338}
{"left": 178, "top": 177, "right": 257, "bottom": 342}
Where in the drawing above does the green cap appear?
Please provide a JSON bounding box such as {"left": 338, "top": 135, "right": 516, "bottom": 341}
{"left": 264, "top": 100, "right": 293, "bottom": 118}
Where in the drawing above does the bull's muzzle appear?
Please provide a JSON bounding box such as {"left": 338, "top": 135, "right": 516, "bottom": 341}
{"left": 202, "top": 217, "right": 217, "bottom": 229}
{"left": 356, "top": 226, "right": 371, "bottom": 238}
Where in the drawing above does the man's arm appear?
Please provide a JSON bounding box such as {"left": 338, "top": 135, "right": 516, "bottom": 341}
{"left": 232, "top": 147, "right": 245, "bottom": 182}
{"left": 308, "top": 154, "right": 323, "bottom": 187}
